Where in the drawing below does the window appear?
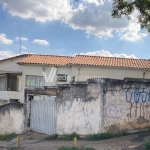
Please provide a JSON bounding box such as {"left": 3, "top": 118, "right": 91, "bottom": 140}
{"left": 26, "top": 75, "right": 44, "bottom": 89}
{"left": 57, "top": 74, "right": 67, "bottom": 82}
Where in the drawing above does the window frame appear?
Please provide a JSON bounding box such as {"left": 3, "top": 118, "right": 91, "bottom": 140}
{"left": 25, "top": 75, "right": 44, "bottom": 89}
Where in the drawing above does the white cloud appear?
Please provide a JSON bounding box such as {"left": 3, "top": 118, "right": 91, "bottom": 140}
{"left": 0, "top": 0, "right": 147, "bottom": 41}
{"left": 21, "top": 46, "right": 27, "bottom": 50}
{"left": 0, "top": 34, "right": 12, "bottom": 44}
{"left": 0, "top": 50, "right": 16, "bottom": 59}
{"left": 120, "top": 19, "right": 148, "bottom": 42}
{"left": 0, "top": 0, "right": 71, "bottom": 22}
{"left": 32, "top": 39, "right": 49, "bottom": 45}
{"left": 79, "top": 50, "right": 137, "bottom": 58}
{"left": 16, "top": 37, "right": 28, "bottom": 41}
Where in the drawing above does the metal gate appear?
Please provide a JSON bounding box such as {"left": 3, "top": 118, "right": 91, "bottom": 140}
{"left": 30, "top": 96, "right": 56, "bottom": 135}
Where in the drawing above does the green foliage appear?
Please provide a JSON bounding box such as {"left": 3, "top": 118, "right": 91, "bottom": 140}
{"left": 45, "top": 134, "right": 58, "bottom": 140}
{"left": 144, "top": 139, "right": 150, "bottom": 150}
{"left": 83, "top": 133, "right": 113, "bottom": 141}
{"left": 57, "top": 146, "right": 95, "bottom": 150}
{"left": 0, "top": 133, "right": 16, "bottom": 141}
{"left": 61, "top": 133, "right": 80, "bottom": 140}
{"left": 112, "top": 0, "right": 150, "bottom": 32}
{"left": 58, "top": 146, "right": 77, "bottom": 150}
{"left": 82, "top": 147, "right": 95, "bottom": 150}
{"left": 83, "top": 131, "right": 127, "bottom": 141}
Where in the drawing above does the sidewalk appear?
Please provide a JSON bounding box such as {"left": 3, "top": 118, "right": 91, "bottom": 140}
{"left": 0, "top": 131, "right": 150, "bottom": 150}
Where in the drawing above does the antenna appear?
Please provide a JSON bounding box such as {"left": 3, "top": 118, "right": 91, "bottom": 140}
{"left": 14, "top": 31, "right": 25, "bottom": 54}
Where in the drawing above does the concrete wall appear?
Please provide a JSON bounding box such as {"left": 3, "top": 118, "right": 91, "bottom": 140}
{"left": 103, "top": 79, "right": 150, "bottom": 133}
{"left": 0, "top": 91, "right": 24, "bottom": 102}
{"left": 56, "top": 83, "right": 103, "bottom": 135}
{"left": 0, "top": 75, "right": 7, "bottom": 91}
{"left": 72, "top": 66, "right": 150, "bottom": 81}
{"left": 0, "top": 56, "right": 24, "bottom": 72}
{"left": 0, "top": 103, "right": 26, "bottom": 134}
{"left": 55, "top": 79, "right": 150, "bottom": 135}
{"left": 0, "top": 100, "right": 7, "bottom": 106}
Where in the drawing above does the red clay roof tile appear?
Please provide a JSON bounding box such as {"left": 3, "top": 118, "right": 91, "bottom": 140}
{"left": 18, "top": 54, "right": 150, "bottom": 69}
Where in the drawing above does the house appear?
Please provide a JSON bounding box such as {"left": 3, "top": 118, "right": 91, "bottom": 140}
{"left": 17, "top": 54, "right": 150, "bottom": 91}
{"left": 1, "top": 54, "right": 150, "bottom": 135}
{"left": 0, "top": 54, "right": 149, "bottom": 103}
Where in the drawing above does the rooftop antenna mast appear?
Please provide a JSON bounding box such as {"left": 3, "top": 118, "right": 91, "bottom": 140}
{"left": 14, "top": 31, "right": 25, "bottom": 54}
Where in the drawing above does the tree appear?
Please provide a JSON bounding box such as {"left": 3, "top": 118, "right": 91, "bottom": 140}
{"left": 112, "top": 0, "right": 150, "bottom": 32}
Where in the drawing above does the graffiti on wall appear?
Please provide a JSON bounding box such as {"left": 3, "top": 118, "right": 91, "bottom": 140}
{"left": 125, "top": 88, "right": 150, "bottom": 103}
{"left": 105, "top": 104, "right": 127, "bottom": 119}
{"left": 125, "top": 88, "right": 150, "bottom": 118}
{"left": 105, "top": 88, "right": 150, "bottom": 128}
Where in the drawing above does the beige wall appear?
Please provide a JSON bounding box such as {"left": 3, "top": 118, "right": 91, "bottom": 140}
{"left": 21, "top": 65, "right": 150, "bottom": 91}
{"left": 21, "top": 65, "right": 72, "bottom": 89}
{"left": 72, "top": 66, "right": 150, "bottom": 81}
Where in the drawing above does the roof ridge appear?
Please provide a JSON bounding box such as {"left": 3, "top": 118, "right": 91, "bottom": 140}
{"left": 30, "top": 54, "right": 74, "bottom": 58}
{"left": 75, "top": 54, "right": 148, "bottom": 60}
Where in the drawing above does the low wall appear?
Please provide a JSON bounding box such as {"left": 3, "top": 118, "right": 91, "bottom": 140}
{"left": 56, "top": 79, "right": 150, "bottom": 135}
{"left": 0, "top": 100, "right": 7, "bottom": 106}
{"left": 57, "top": 83, "right": 102, "bottom": 135}
{"left": 0, "top": 103, "right": 26, "bottom": 134}
{"left": 104, "top": 79, "right": 150, "bottom": 133}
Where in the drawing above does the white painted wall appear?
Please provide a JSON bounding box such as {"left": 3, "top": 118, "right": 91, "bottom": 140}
{"left": 0, "top": 91, "right": 24, "bottom": 102}
{"left": 0, "top": 56, "right": 24, "bottom": 72}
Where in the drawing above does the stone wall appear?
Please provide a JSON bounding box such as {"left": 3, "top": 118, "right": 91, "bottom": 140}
{"left": 0, "top": 103, "right": 26, "bottom": 134}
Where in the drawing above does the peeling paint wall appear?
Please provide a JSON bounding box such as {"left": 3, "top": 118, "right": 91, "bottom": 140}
{"left": 56, "top": 83, "right": 102, "bottom": 135}
{"left": 56, "top": 79, "right": 150, "bottom": 135}
{"left": 104, "top": 79, "right": 150, "bottom": 133}
{"left": 0, "top": 103, "right": 26, "bottom": 134}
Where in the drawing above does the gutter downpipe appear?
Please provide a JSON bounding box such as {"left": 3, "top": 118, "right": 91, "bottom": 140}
{"left": 143, "top": 68, "right": 149, "bottom": 79}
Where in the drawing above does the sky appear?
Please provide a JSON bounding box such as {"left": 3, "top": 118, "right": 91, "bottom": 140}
{"left": 0, "top": 0, "right": 149, "bottom": 59}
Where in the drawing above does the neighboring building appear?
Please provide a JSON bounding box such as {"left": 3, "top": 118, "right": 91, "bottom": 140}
{"left": 0, "top": 54, "right": 31, "bottom": 103}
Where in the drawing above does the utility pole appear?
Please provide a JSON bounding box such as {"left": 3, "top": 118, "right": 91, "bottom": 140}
{"left": 14, "top": 31, "right": 25, "bottom": 54}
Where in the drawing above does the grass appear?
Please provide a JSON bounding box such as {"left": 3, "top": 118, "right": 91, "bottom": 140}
{"left": 61, "top": 133, "right": 80, "bottom": 140}
{"left": 58, "top": 146, "right": 77, "bottom": 150}
{"left": 58, "top": 146, "right": 95, "bottom": 150}
{"left": 0, "top": 133, "right": 16, "bottom": 141}
{"left": 144, "top": 139, "right": 150, "bottom": 150}
{"left": 83, "top": 131, "right": 127, "bottom": 141}
{"left": 45, "top": 134, "right": 58, "bottom": 140}
{"left": 45, "top": 131, "right": 127, "bottom": 141}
